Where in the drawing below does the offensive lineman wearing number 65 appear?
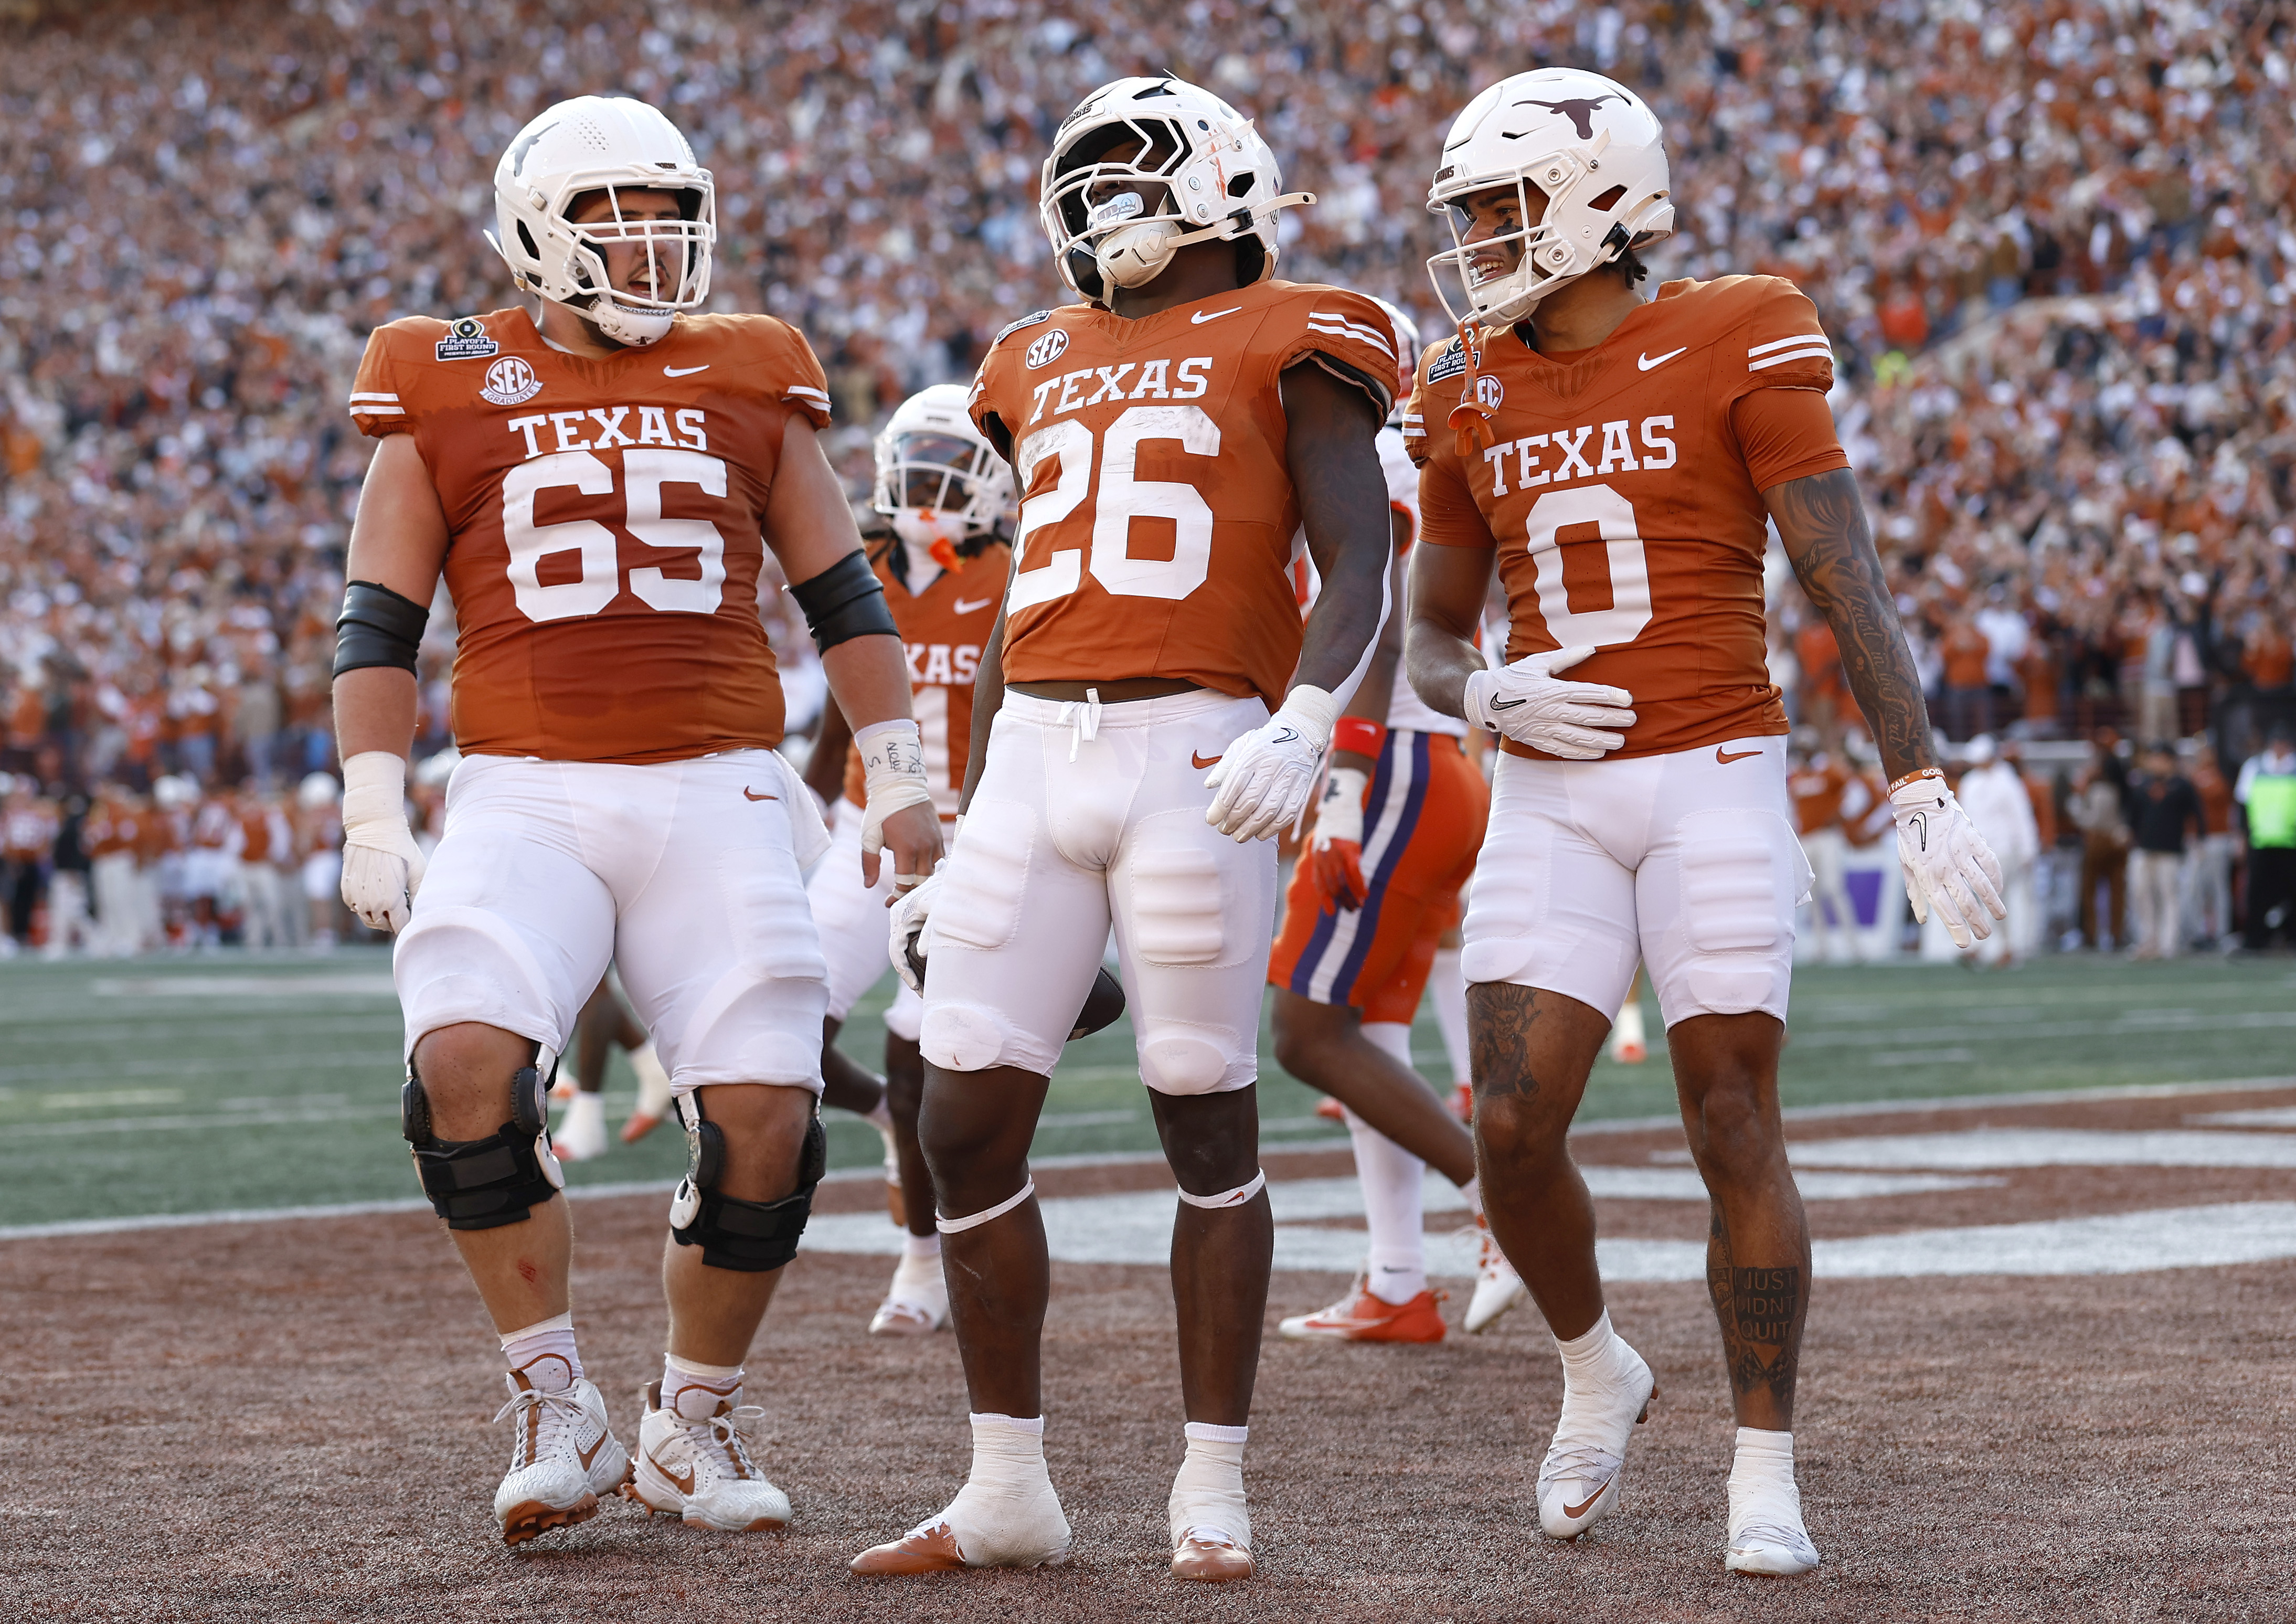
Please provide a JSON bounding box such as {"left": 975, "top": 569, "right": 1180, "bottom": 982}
{"left": 1401, "top": 69, "right": 2006, "bottom": 1576}
{"left": 332, "top": 95, "right": 942, "bottom": 1545}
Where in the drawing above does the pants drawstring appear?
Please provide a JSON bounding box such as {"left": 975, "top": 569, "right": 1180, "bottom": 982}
{"left": 1055, "top": 687, "right": 1103, "bottom": 762}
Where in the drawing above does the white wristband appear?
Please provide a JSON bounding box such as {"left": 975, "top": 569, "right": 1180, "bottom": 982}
{"left": 1274, "top": 684, "right": 1341, "bottom": 750}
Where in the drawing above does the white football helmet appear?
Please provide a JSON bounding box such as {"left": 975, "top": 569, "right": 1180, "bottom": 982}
{"left": 1369, "top": 296, "right": 1423, "bottom": 423}
{"left": 1425, "top": 69, "right": 1674, "bottom": 327}
{"left": 488, "top": 95, "right": 715, "bottom": 347}
{"left": 1040, "top": 76, "right": 1313, "bottom": 304}
{"left": 871, "top": 384, "right": 1015, "bottom": 556}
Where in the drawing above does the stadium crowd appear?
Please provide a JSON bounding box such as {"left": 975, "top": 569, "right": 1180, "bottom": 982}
{"left": 0, "top": 0, "right": 2291, "bottom": 952}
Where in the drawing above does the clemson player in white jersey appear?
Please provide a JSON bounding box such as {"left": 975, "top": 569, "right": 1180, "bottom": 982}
{"left": 331, "top": 96, "right": 941, "bottom": 1546}
{"left": 1402, "top": 70, "right": 2004, "bottom": 1575}
{"left": 849, "top": 76, "right": 1395, "bottom": 1584}
{"left": 1266, "top": 299, "right": 1523, "bottom": 1345}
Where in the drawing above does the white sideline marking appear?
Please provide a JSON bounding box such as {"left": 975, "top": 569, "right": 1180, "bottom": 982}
{"left": 1718, "top": 1128, "right": 2296, "bottom": 1172}
{"left": 2189, "top": 1107, "right": 2296, "bottom": 1129}
{"left": 91, "top": 974, "right": 399, "bottom": 999}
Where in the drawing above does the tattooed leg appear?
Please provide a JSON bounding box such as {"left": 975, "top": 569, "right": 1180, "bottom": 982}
{"left": 1465, "top": 982, "right": 1613, "bottom": 1340}
{"left": 1672, "top": 1011, "right": 1810, "bottom": 1430}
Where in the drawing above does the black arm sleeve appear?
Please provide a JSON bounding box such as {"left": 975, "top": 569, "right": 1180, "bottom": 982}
{"left": 333, "top": 580, "right": 431, "bottom": 676}
{"left": 788, "top": 550, "right": 898, "bottom": 653}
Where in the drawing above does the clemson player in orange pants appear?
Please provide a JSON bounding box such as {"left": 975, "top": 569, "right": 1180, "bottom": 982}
{"left": 1267, "top": 301, "right": 1523, "bottom": 1343}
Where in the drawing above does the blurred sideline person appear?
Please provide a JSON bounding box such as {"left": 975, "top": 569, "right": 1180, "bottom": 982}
{"left": 1957, "top": 737, "right": 2039, "bottom": 968}
{"left": 1267, "top": 298, "right": 1524, "bottom": 1344}
{"left": 2233, "top": 726, "right": 2295, "bottom": 952}
{"left": 2123, "top": 744, "right": 2199, "bottom": 961}
{"left": 330, "top": 95, "right": 940, "bottom": 1546}
{"left": 1787, "top": 737, "right": 1867, "bottom": 964}
{"left": 1403, "top": 70, "right": 2003, "bottom": 1577}
{"left": 801, "top": 384, "right": 1015, "bottom": 1336}
{"left": 547, "top": 971, "right": 674, "bottom": 1162}
{"left": 851, "top": 76, "right": 1394, "bottom": 1584}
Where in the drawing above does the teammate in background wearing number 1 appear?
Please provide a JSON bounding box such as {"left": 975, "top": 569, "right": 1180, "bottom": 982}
{"left": 851, "top": 75, "right": 1395, "bottom": 1584}
{"left": 1402, "top": 69, "right": 2004, "bottom": 1576}
{"left": 333, "top": 95, "right": 942, "bottom": 1546}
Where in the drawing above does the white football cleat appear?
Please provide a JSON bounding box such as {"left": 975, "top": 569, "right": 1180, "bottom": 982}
{"left": 1461, "top": 1214, "right": 1526, "bottom": 1334}
{"left": 1726, "top": 1466, "right": 1821, "bottom": 1575}
{"left": 869, "top": 1250, "right": 949, "bottom": 1336}
{"left": 552, "top": 1091, "right": 608, "bottom": 1162}
{"left": 491, "top": 1372, "right": 630, "bottom": 1546}
{"left": 849, "top": 1479, "right": 1072, "bottom": 1573}
{"left": 1537, "top": 1338, "right": 1656, "bottom": 1539}
{"left": 626, "top": 1382, "right": 791, "bottom": 1532}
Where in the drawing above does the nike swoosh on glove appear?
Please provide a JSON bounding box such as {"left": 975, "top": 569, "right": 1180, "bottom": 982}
{"left": 1205, "top": 685, "right": 1340, "bottom": 842}
{"left": 887, "top": 867, "right": 943, "bottom": 994}
{"left": 1461, "top": 646, "right": 1636, "bottom": 759}
{"left": 338, "top": 750, "right": 426, "bottom": 933}
{"left": 1889, "top": 772, "right": 2007, "bottom": 948}
{"left": 1308, "top": 765, "right": 1369, "bottom": 910}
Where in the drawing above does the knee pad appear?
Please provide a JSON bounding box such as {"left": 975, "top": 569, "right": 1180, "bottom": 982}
{"left": 668, "top": 1097, "right": 826, "bottom": 1273}
{"left": 400, "top": 1051, "right": 564, "bottom": 1231}
{"left": 920, "top": 1000, "right": 1013, "bottom": 1073}
{"left": 1138, "top": 1021, "right": 1241, "bottom": 1096}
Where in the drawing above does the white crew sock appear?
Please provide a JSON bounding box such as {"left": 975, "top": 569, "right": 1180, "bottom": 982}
{"left": 1730, "top": 1427, "right": 1796, "bottom": 1492}
{"left": 1429, "top": 946, "right": 1471, "bottom": 1086}
{"left": 1170, "top": 1422, "right": 1250, "bottom": 1551}
{"left": 1555, "top": 1309, "right": 1627, "bottom": 1387}
{"left": 561, "top": 1089, "right": 604, "bottom": 1142}
{"left": 1610, "top": 993, "right": 1646, "bottom": 1056}
{"left": 629, "top": 1042, "right": 672, "bottom": 1116}
{"left": 967, "top": 1411, "right": 1048, "bottom": 1487}
{"left": 1354, "top": 1021, "right": 1431, "bottom": 1302}
{"left": 662, "top": 1352, "right": 743, "bottom": 1419}
{"left": 902, "top": 1230, "right": 942, "bottom": 1262}
{"left": 500, "top": 1311, "right": 581, "bottom": 1393}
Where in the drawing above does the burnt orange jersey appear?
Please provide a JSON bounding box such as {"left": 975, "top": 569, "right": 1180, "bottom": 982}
{"left": 842, "top": 540, "right": 1011, "bottom": 819}
{"left": 967, "top": 280, "right": 1397, "bottom": 708}
{"left": 348, "top": 307, "right": 834, "bottom": 763}
{"left": 1788, "top": 759, "right": 1852, "bottom": 835}
{"left": 1408, "top": 275, "right": 1848, "bottom": 760}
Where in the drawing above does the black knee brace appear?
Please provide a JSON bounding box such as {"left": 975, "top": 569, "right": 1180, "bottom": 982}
{"left": 668, "top": 1095, "right": 826, "bottom": 1272}
{"left": 402, "top": 1055, "right": 564, "bottom": 1230}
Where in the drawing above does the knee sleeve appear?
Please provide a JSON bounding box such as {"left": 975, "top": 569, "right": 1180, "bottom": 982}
{"left": 668, "top": 1099, "right": 826, "bottom": 1272}
{"left": 920, "top": 1000, "right": 1014, "bottom": 1073}
{"left": 401, "top": 1055, "right": 564, "bottom": 1231}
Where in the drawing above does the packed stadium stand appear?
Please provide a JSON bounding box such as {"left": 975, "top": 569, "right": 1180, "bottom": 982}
{"left": 0, "top": 0, "right": 2289, "bottom": 950}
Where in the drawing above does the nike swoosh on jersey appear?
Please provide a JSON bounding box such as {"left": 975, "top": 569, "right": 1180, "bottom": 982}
{"left": 664, "top": 364, "right": 710, "bottom": 377}
{"left": 742, "top": 787, "right": 778, "bottom": 801}
{"left": 1191, "top": 751, "right": 1224, "bottom": 770}
{"left": 953, "top": 597, "right": 995, "bottom": 615}
{"left": 1190, "top": 307, "right": 1243, "bottom": 324}
{"left": 1637, "top": 347, "right": 1688, "bottom": 371}
{"left": 1715, "top": 747, "right": 1761, "bottom": 764}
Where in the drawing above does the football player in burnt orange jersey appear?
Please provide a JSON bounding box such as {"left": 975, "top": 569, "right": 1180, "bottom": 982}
{"left": 331, "top": 96, "right": 942, "bottom": 1546}
{"left": 848, "top": 77, "right": 1395, "bottom": 1584}
{"left": 1402, "top": 69, "right": 2005, "bottom": 1576}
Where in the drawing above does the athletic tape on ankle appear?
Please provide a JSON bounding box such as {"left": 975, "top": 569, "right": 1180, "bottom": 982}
{"left": 1176, "top": 1169, "right": 1266, "bottom": 1209}
{"left": 937, "top": 1178, "right": 1035, "bottom": 1234}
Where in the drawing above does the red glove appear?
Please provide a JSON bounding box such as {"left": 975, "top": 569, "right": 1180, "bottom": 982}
{"left": 1309, "top": 766, "right": 1370, "bottom": 911}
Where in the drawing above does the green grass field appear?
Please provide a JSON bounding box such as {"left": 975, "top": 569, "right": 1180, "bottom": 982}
{"left": 2, "top": 951, "right": 2290, "bottom": 1229}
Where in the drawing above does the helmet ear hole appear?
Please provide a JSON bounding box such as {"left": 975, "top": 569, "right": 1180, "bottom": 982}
{"left": 516, "top": 220, "right": 541, "bottom": 261}
{"left": 1589, "top": 184, "right": 1627, "bottom": 211}
{"left": 1226, "top": 172, "right": 1255, "bottom": 199}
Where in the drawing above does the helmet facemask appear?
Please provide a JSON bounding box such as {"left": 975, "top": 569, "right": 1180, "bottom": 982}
{"left": 547, "top": 182, "right": 714, "bottom": 347}
{"left": 1046, "top": 118, "right": 1201, "bottom": 300}
{"left": 873, "top": 429, "right": 1012, "bottom": 566}
{"left": 1427, "top": 158, "right": 1630, "bottom": 331}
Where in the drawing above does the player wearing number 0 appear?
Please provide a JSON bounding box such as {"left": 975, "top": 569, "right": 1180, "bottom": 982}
{"left": 1401, "top": 69, "right": 2005, "bottom": 1576}
{"left": 848, "top": 76, "right": 1395, "bottom": 1584}
{"left": 332, "top": 96, "right": 942, "bottom": 1546}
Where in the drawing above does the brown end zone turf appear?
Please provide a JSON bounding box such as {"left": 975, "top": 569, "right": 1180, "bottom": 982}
{"left": 3, "top": 1090, "right": 2293, "bottom": 1622}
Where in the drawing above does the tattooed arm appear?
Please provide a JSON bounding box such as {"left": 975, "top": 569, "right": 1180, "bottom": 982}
{"left": 1765, "top": 468, "right": 1937, "bottom": 784}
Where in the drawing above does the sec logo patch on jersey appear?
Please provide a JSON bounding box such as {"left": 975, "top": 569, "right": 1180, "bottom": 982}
{"left": 480, "top": 356, "right": 543, "bottom": 406}
{"left": 1475, "top": 373, "right": 1505, "bottom": 410}
{"left": 1024, "top": 328, "right": 1070, "bottom": 369}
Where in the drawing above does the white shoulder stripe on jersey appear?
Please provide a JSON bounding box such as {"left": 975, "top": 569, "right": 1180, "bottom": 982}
{"left": 347, "top": 404, "right": 407, "bottom": 415}
{"left": 785, "top": 385, "right": 831, "bottom": 403}
{"left": 1748, "top": 343, "right": 1835, "bottom": 371}
{"left": 1747, "top": 332, "right": 1830, "bottom": 357}
{"left": 347, "top": 392, "right": 401, "bottom": 402}
{"left": 1308, "top": 313, "right": 1397, "bottom": 362}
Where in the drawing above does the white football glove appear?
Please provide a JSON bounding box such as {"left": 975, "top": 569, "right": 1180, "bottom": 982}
{"left": 887, "top": 866, "right": 943, "bottom": 995}
{"left": 1204, "top": 685, "right": 1340, "bottom": 842}
{"left": 854, "top": 718, "right": 937, "bottom": 891}
{"left": 1461, "top": 645, "right": 1636, "bottom": 759}
{"left": 338, "top": 750, "right": 426, "bottom": 933}
{"left": 1888, "top": 770, "right": 2007, "bottom": 949}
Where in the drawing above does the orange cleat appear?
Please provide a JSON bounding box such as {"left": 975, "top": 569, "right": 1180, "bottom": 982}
{"left": 1172, "top": 1533, "right": 1255, "bottom": 1581}
{"left": 1314, "top": 1096, "right": 1345, "bottom": 1122}
{"left": 850, "top": 1522, "right": 969, "bottom": 1575}
{"left": 1277, "top": 1278, "right": 1447, "bottom": 1343}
